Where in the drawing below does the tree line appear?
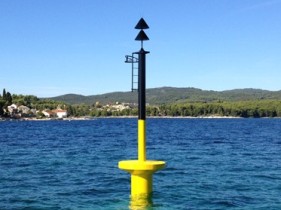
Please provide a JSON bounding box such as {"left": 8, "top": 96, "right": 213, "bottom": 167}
{"left": 68, "top": 100, "right": 281, "bottom": 118}
{"left": 150, "top": 100, "right": 281, "bottom": 118}
{"left": 1, "top": 88, "right": 281, "bottom": 118}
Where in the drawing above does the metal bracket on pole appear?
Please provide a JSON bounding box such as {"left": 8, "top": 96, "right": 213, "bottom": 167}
{"left": 125, "top": 53, "right": 138, "bottom": 92}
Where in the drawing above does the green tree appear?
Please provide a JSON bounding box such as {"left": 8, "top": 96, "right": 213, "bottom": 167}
{"left": 5, "top": 92, "right": 12, "bottom": 107}
{"left": 2, "top": 89, "right": 7, "bottom": 100}
{"left": 0, "top": 99, "right": 5, "bottom": 116}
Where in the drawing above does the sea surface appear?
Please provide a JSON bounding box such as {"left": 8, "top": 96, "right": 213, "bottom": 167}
{"left": 0, "top": 118, "right": 281, "bottom": 210}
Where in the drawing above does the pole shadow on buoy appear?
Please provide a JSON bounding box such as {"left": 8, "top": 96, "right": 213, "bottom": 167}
{"left": 118, "top": 18, "right": 166, "bottom": 208}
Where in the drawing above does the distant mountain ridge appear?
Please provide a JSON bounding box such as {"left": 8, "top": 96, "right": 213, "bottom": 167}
{"left": 46, "top": 87, "right": 281, "bottom": 105}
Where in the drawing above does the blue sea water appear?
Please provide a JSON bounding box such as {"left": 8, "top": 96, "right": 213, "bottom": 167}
{"left": 0, "top": 118, "right": 281, "bottom": 210}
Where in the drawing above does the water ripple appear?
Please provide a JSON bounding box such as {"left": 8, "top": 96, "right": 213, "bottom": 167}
{"left": 1, "top": 119, "right": 281, "bottom": 209}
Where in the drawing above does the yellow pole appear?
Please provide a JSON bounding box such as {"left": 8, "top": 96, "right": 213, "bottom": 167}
{"left": 138, "top": 120, "right": 146, "bottom": 161}
{"left": 131, "top": 172, "right": 152, "bottom": 197}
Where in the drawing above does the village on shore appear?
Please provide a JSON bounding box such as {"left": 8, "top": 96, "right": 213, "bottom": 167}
{"left": 0, "top": 102, "right": 132, "bottom": 121}
{"left": 1, "top": 103, "right": 67, "bottom": 120}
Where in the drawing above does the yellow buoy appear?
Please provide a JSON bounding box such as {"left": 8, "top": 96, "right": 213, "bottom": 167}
{"left": 119, "top": 18, "right": 166, "bottom": 205}
{"left": 119, "top": 159, "right": 165, "bottom": 198}
{"left": 119, "top": 120, "right": 166, "bottom": 199}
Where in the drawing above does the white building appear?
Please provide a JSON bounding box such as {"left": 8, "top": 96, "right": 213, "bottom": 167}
{"left": 53, "top": 109, "right": 68, "bottom": 118}
{"left": 18, "top": 105, "right": 30, "bottom": 114}
{"left": 7, "top": 104, "right": 18, "bottom": 114}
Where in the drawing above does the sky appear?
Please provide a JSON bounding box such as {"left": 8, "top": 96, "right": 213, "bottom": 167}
{"left": 1, "top": 0, "right": 281, "bottom": 97}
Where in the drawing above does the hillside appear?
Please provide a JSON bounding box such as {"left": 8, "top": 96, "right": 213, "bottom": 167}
{"left": 47, "top": 87, "right": 281, "bottom": 105}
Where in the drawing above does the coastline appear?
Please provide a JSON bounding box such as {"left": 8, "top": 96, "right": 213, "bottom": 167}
{"left": 98, "top": 115, "right": 242, "bottom": 119}
{"left": 0, "top": 116, "right": 96, "bottom": 121}
{"left": 2, "top": 115, "right": 281, "bottom": 122}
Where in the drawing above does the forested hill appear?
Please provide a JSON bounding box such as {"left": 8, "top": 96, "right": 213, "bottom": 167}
{"left": 47, "top": 87, "right": 281, "bottom": 105}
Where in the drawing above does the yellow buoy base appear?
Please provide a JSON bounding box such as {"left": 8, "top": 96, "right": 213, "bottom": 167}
{"left": 118, "top": 160, "right": 165, "bottom": 198}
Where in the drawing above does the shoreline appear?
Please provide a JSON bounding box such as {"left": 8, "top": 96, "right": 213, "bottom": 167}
{"left": 2, "top": 116, "right": 281, "bottom": 121}
{"left": 98, "top": 115, "right": 242, "bottom": 119}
